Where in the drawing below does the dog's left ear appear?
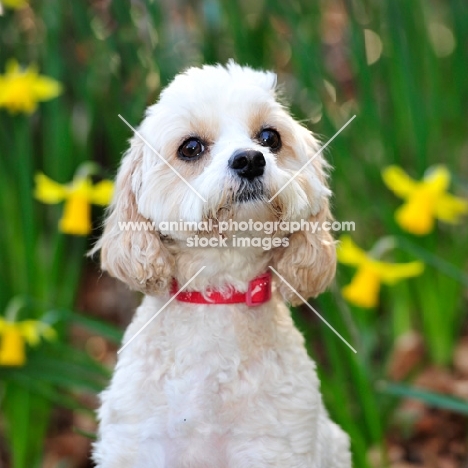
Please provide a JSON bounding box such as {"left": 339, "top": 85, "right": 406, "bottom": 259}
{"left": 90, "top": 137, "right": 175, "bottom": 295}
{"left": 271, "top": 129, "right": 336, "bottom": 306}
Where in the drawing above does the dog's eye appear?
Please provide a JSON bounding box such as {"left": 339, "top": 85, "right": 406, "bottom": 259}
{"left": 257, "top": 128, "right": 281, "bottom": 152}
{"left": 178, "top": 138, "right": 205, "bottom": 160}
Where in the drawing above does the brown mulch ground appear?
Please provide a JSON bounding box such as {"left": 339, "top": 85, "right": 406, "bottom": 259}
{"left": 379, "top": 333, "right": 468, "bottom": 468}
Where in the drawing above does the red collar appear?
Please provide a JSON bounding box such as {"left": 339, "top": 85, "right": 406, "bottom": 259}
{"left": 171, "top": 272, "right": 271, "bottom": 307}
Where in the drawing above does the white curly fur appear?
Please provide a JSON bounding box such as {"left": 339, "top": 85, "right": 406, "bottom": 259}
{"left": 92, "top": 61, "right": 352, "bottom": 467}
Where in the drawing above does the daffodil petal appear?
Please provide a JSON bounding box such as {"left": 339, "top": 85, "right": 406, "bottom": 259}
{"left": 90, "top": 180, "right": 114, "bottom": 205}
{"left": 20, "top": 321, "right": 56, "bottom": 345}
{"left": 382, "top": 165, "right": 418, "bottom": 199}
{"left": 435, "top": 193, "right": 468, "bottom": 223}
{"left": 0, "top": 60, "right": 62, "bottom": 114}
{"left": 371, "top": 260, "right": 424, "bottom": 285}
{"left": 423, "top": 166, "right": 450, "bottom": 194}
{"left": 337, "top": 235, "right": 368, "bottom": 266}
{"left": 0, "top": 318, "right": 55, "bottom": 367}
{"left": 32, "top": 76, "right": 63, "bottom": 101}
{"left": 1, "top": 0, "right": 28, "bottom": 9}
{"left": 342, "top": 265, "right": 381, "bottom": 308}
{"left": 41, "top": 326, "right": 57, "bottom": 341}
{"left": 34, "top": 173, "right": 68, "bottom": 204}
{"left": 19, "top": 321, "right": 41, "bottom": 346}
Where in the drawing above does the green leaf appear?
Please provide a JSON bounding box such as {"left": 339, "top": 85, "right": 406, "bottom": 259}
{"left": 55, "top": 308, "right": 123, "bottom": 344}
{"left": 379, "top": 382, "right": 468, "bottom": 415}
{"left": 396, "top": 237, "right": 468, "bottom": 287}
{"left": 73, "top": 426, "right": 97, "bottom": 440}
{"left": 6, "top": 372, "right": 93, "bottom": 414}
{"left": 2, "top": 383, "right": 51, "bottom": 468}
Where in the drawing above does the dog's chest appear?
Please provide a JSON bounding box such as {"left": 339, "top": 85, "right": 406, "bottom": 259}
{"left": 105, "top": 299, "right": 321, "bottom": 466}
{"left": 152, "top": 332, "right": 260, "bottom": 438}
{"left": 136, "top": 299, "right": 282, "bottom": 421}
{"left": 136, "top": 308, "right": 277, "bottom": 426}
{"left": 142, "top": 335, "right": 270, "bottom": 466}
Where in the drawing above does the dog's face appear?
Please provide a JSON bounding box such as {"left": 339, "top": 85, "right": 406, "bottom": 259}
{"left": 136, "top": 63, "right": 329, "bottom": 231}
{"left": 95, "top": 62, "right": 336, "bottom": 302}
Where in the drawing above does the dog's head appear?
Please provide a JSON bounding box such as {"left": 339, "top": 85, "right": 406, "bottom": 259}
{"left": 94, "top": 62, "right": 336, "bottom": 304}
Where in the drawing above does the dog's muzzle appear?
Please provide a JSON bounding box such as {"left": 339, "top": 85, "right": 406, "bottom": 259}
{"left": 235, "top": 179, "right": 264, "bottom": 202}
{"left": 229, "top": 149, "right": 266, "bottom": 203}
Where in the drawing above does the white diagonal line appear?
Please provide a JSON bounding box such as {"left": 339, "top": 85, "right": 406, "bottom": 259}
{"left": 269, "top": 266, "right": 357, "bottom": 353}
{"left": 269, "top": 115, "right": 356, "bottom": 202}
{"left": 118, "top": 114, "right": 207, "bottom": 202}
{"left": 117, "top": 266, "right": 206, "bottom": 354}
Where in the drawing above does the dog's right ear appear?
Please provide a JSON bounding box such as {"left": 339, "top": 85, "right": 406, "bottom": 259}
{"left": 90, "top": 137, "right": 174, "bottom": 294}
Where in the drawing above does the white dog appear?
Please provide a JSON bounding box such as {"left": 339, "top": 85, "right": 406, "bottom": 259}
{"left": 92, "top": 61, "right": 352, "bottom": 468}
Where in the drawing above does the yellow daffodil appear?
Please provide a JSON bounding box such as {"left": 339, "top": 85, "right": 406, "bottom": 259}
{"left": 1, "top": 0, "right": 28, "bottom": 9}
{"left": 0, "top": 59, "right": 62, "bottom": 114}
{"left": 0, "top": 318, "right": 55, "bottom": 366}
{"left": 338, "top": 236, "right": 424, "bottom": 308}
{"left": 35, "top": 173, "right": 114, "bottom": 235}
{"left": 382, "top": 165, "right": 468, "bottom": 235}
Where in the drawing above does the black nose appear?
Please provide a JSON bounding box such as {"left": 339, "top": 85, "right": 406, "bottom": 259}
{"left": 228, "top": 149, "right": 266, "bottom": 180}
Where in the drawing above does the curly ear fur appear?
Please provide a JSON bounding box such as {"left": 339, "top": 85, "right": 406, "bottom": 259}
{"left": 271, "top": 134, "right": 337, "bottom": 306}
{"left": 272, "top": 206, "right": 336, "bottom": 306}
{"left": 91, "top": 138, "right": 174, "bottom": 294}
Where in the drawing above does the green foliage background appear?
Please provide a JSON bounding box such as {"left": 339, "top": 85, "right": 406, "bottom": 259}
{"left": 0, "top": 1, "right": 467, "bottom": 467}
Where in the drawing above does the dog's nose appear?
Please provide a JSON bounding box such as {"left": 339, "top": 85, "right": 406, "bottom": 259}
{"left": 228, "top": 149, "right": 266, "bottom": 180}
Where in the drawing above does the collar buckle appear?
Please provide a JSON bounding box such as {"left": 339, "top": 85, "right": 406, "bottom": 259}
{"left": 245, "top": 271, "right": 272, "bottom": 306}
